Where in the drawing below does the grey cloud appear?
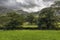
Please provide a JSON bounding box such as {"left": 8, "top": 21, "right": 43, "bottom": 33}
{"left": 0, "top": 0, "right": 55, "bottom": 12}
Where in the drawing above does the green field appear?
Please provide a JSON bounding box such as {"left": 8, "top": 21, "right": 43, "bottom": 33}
{"left": 0, "top": 30, "right": 60, "bottom": 40}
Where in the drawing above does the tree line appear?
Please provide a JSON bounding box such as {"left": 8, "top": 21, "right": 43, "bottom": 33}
{"left": 0, "top": 7, "right": 60, "bottom": 30}
{"left": 0, "top": 5, "right": 60, "bottom": 30}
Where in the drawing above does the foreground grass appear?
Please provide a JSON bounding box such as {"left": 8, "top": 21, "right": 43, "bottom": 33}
{"left": 0, "top": 30, "right": 60, "bottom": 40}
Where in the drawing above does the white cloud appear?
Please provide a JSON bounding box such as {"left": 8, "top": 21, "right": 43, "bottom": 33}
{"left": 16, "top": 0, "right": 54, "bottom": 12}
{"left": 0, "top": 0, "right": 55, "bottom": 12}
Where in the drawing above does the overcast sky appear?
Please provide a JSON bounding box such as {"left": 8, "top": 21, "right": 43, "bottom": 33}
{"left": 0, "top": 0, "right": 55, "bottom": 12}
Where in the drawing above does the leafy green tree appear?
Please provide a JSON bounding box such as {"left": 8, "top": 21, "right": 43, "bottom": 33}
{"left": 38, "top": 7, "right": 60, "bottom": 29}
{"left": 54, "top": 1, "right": 60, "bottom": 6}
{"left": 4, "top": 12, "right": 24, "bottom": 30}
{"left": 25, "top": 14, "right": 35, "bottom": 24}
{"left": 4, "top": 19, "right": 21, "bottom": 30}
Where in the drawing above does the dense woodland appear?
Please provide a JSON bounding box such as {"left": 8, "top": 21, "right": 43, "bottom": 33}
{"left": 0, "top": 1, "right": 60, "bottom": 30}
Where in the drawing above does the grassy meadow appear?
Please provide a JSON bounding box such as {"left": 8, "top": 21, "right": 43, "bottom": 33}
{"left": 0, "top": 30, "right": 60, "bottom": 40}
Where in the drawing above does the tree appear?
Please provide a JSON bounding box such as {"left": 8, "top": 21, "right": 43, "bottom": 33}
{"left": 54, "top": 1, "right": 60, "bottom": 6}
{"left": 38, "top": 7, "right": 60, "bottom": 30}
{"left": 25, "top": 14, "right": 35, "bottom": 24}
{"left": 51, "top": 1, "right": 60, "bottom": 8}
{"left": 4, "top": 12, "right": 24, "bottom": 30}
{"left": 4, "top": 19, "right": 20, "bottom": 30}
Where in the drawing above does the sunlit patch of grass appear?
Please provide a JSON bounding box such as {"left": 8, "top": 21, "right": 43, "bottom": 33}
{"left": 22, "top": 22, "right": 38, "bottom": 28}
